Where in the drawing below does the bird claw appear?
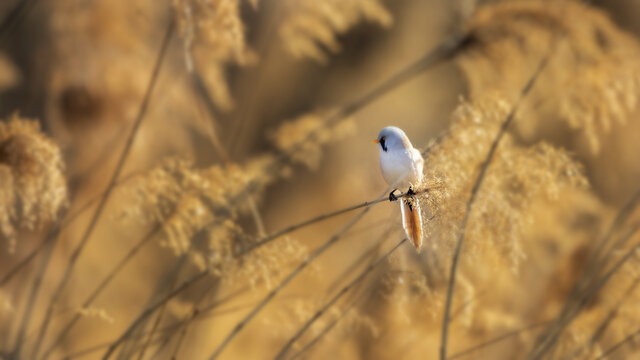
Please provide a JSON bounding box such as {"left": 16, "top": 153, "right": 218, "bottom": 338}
{"left": 388, "top": 189, "right": 399, "bottom": 202}
{"left": 407, "top": 187, "right": 416, "bottom": 196}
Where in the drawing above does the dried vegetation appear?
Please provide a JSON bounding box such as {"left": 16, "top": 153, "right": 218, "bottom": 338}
{"left": 0, "top": 0, "right": 639, "bottom": 359}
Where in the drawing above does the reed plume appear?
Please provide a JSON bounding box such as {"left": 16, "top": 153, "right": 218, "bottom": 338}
{"left": 1, "top": 0, "right": 640, "bottom": 359}
{"left": 455, "top": 0, "right": 640, "bottom": 153}
{"left": 279, "top": 0, "right": 392, "bottom": 63}
{"left": 0, "top": 114, "right": 67, "bottom": 253}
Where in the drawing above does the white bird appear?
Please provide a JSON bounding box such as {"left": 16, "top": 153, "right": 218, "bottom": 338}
{"left": 373, "top": 126, "right": 424, "bottom": 251}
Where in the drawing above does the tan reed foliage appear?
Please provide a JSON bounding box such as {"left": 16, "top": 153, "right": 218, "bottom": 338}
{"left": 279, "top": 0, "right": 392, "bottom": 63}
{"left": 336, "top": 94, "right": 605, "bottom": 359}
{"left": 455, "top": 0, "right": 640, "bottom": 153}
{"left": 419, "top": 95, "right": 589, "bottom": 271}
{"left": 3, "top": 0, "right": 640, "bottom": 359}
{"left": 0, "top": 114, "right": 67, "bottom": 252}
{"left": 173, "top": 0, "right": 257, "bottom": 110}
{"left": 270, "top": 110, "right": 356, "bottom": 171}
{"left": 124, "top": 110, "right": 354, "bottom": 290}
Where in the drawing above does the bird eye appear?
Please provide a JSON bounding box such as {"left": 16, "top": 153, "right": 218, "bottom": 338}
{"left": 380, "top": 136, "right": 387, "bottom": 152}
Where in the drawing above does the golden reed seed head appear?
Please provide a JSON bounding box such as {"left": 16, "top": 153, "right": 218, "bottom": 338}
{"left": 455, "top": 0, "right": 640, "bottom": 153}
{"left": 173, "top": 0, "right": 257, "bottom": 110}
{"left": 279, "top": 0, "right": 392, "bottom": 63}
{"left": 271, "top": 110, "right": 356, "bottom": 171}
{"left": 125, "top": 153, "right": 307, "bottom": 287}
{"left": 0, "top": 114, "right": 68, "bottom": 252}
{"left": 421, "top": 95, "right": 588, "bottom": 271}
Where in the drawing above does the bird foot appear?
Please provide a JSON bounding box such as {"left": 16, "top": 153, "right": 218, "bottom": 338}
{"left": 407, "top": 187, "right": 416, "bottom": 196}
{"left": 388, "top": 189, "right": 399, "bottom": 202}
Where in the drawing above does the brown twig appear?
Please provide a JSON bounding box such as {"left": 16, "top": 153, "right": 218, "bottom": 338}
{"left": 447, "top": 321, "right": 551, "bottom": 360}
{"left": 78, "top": 22, "right": 461, "bottom": 360}
{"left": 0, "top": 0, "right": 38, "bottom": 46}
{"left": 551, "top": 189, "right": 640, "bottom": 325}
{"left": 101, "top": 270, "right": 209, "bottom": 359}
{"left": 241, "top": 185, "right": 432, "bottom": 256}
{"left": 40, "top": 225, "right": 162, "bottom": 359}
{"left": 439, "top": 37, "right": 554, "bottom": 360}
{"left": 561, "top": 275, "right": 640, "bottom": 360}
{"left": 30, "top": 19, "right": 175, "bottom": 359}
{"left": 0, "top": 171, "right": 143, "bottom": 288}
{"left": 273, "top": 237, "right": 408, "bottom": 360}
{"left": 9, "top": 226, "right": 59, "bottom": 358}
{"left": 594, "top": 328, "right": 640, "bottom": 360}
{"left": 205, "top": 206, "right": 373, "bottom": 360}
{"left": 527, "top": 187, "right": 640, "bottom": 358}
{"left": 287, "top": 278, "right": 375, "bottom": 360}
{"left": 527, "top": 223, "right": 640, "bottom": 359}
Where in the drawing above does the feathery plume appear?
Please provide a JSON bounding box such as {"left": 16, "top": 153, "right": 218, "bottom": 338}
{"left": 455, "top": 0, "right": 640, "bottom": 153}
{"left": 0, "top": 114, "right": 67, "bottom": 252}
{"left": 270, "top": 110, "right": 355, "bottom": 171}
{"left": 279, "top": 0, "right": 392, "bottom": 63}
{"left": 173, "top": 0, "right": 257, "bottom": 110}
{"left": 420, "top": 95, "right": 589, "bottom": 270}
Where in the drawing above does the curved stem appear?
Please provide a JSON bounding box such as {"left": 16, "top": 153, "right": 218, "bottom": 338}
{"left": 439, "top": 46, "right": 553, "bottom": 360}
{"left": 30, "top": 19, "right": 175, "bottom": 359}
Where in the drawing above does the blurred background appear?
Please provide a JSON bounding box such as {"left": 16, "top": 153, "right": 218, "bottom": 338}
{"left": 1, "top": 0, "right": 640, "bottom": 359}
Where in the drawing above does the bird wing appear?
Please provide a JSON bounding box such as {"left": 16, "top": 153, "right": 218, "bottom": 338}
{"left": 411, "top": 148, "right": 424, "bottom": 173}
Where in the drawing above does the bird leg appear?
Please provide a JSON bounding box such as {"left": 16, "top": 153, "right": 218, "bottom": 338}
{"left": 405, "top": 187, "right": 417, "bottom": 210}
{"left": 388, "top": 189, "right": 399, "bottom": 202}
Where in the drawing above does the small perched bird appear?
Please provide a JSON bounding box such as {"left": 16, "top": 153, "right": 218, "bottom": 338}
{"left": 373, "top": 126, "right": 424, "bottom": 251}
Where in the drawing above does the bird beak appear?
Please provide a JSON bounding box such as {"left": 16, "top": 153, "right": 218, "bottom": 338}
{"left": 372, "top": 139, "right": 379, "bottom": 144}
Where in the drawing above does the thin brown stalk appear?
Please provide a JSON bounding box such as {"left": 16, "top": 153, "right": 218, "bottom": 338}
{"left": 268, "top": 31, "right": 467, "bottom": 174}
{"left": 447, "top": 321, "right": 551, "bottom": 360}
{"left": 0, "top": 171, "right": 142, "bottom": 288}
{"left": 192, "top": 79, "right": 230, "bottom": 162}
{"left": 134, "top": 260, "right": 185, "bottom": 360}
{"left": 101, "top": 270, "right": 209, "bottom": 359}
{"left": 168, "top": 320, "right": 191, "bottom": 359}
{"left": 562, "top": 275, "right": 640, "bottom": 360}
{"left": 56, "top": 285, "right": 245, "bottom": 359}
{"left": 9, "top": 226, "right": 59, "bottom": 358}
{"left": 594, "top": 328, "right": 640, "bottom": 360}
{"left": 0, "top": 239, "right": 44, "bottom": 287}
{"left": 335, "top": 33, "right": 466, "bottom": 123}
{"left": 192, "top": 81, "right": 269, "bottom": 241}
{"left": 40, "top": 225, "right": 162, "bottom": 360}
{"left": 287, "top": 285, "right": 371, "bottom": 360}
{"left": 29, "top": 20, "right": 175, "bottom": 359}
{"left": 528, "top": 188, "right": 640, "bottom": 359}
{"left": 207, "top": 206, "right": 374, "bottom": 360}
{"left": 286, "top": 242, "right": 478, "bottom": 360}
{"left": 451, "top": 289, "right": 488, "bottom": 321}
{"left": 528, "top": 223, "right": 640, "bottom": 359}
{"left": 167, "top": 26, "right": 456, "bottom": 263}
{"left": 325, "top": 228, "right": 391, "bottom": 292}
{"left": 100, "top": 200, "right": 371, "bottom": 359}
{"left": 439, "top": 40, "right": 555, "bottom": 360}
{"left": 242, "top": 184, "right": 435, "bottom": 256}
{"left": 242, "top": 197, "right": 386, "bottom": 255}
{"left": 76, "top": 20, "right": 459, "bottom": 360}
{"left": 0, "top": 0, "right": 38, "bottom": 45}
{"left": 62, "top": 330, "right": 170, "bottom": 360}
{"left": 273, "top": 237, "right": 408, "bottom": 360}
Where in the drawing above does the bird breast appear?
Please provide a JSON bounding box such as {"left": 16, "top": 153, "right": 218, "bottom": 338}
{"left": 379, "top": 148, "right": 423, "bottom": 188}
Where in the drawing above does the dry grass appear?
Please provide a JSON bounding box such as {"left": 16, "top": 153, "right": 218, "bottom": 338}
{"left": 1, "top": 0, "right": 640, "bottom": 359}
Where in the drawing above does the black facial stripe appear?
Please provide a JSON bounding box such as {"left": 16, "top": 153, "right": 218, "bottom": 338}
{"left": 380, "top": 137, "right": 387, "bottom": 152}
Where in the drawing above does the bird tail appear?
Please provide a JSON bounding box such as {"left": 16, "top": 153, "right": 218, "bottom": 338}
{"left": 400, "top": 197, "right": 423, "bottom": 251}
